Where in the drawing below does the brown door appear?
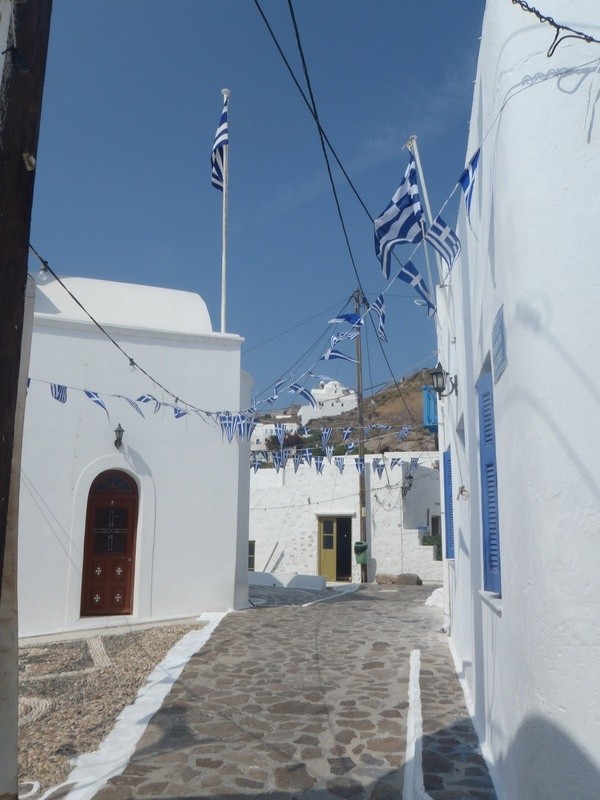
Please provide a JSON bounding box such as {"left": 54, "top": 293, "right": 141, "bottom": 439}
{"left": 81, "top": 471, "right": 138, "bottom": 616}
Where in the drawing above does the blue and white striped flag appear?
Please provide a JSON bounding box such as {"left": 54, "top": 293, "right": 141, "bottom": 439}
{"left": 355, "top": 456, "right": 365, "bottom": 474}
{"left": 251, "top": 457, "right": 261, "bottom": 473}
{"left": 342, "top": 427, "right": 353, "bottom": 442}
{"left": 116, "top": 395, "right": 145, "bottom": 418}
{"left": 51, "top": 384, "right": 67, "bottom": 403}
{"left": 272, "top": 450, "right": 283, "bottom": 473}
{"left": 459, "top": 148, "right": 480, "bottom": 223}
{"left": 334, "top": 456, "right": 345, "bottom": 474}
{"left": 85, "top": 390, "right": 109, "bottom": 419}
{"left": 320, "top": 348, "right": 358, "bottom": 363}
{"left": 237, "top": 415, "right": 257, "bottom": 441}
{"left": 300, "top": 447, "right": 313, "bottom": 465}
{"left": 346, "top": 441, "right": 355, "bottom": 453}
{"left": 288, "top": 382, "right": 317, "bottom": 408}
{"left": 390, "top": 458, "right": 402, "bottom": 470}
{"left": 173, "top": 406, "right": 188, "bottom": 419}
{"left": 396, "top": 260, "right": 436, "bottom": 317}
{"left": 425, "top": 215, "right": 461, "bottom": 270}
{"left": 369, "top": 295, "right": 387, "bottom": 342}
{"left": 398, "top": 424, "right": 412, "bottom": 441}
{"left": 410, "top": 457, "right": 420, "bottom": 471}
{"left": 373, "top": 459, "right": 385, "bottom": 479}
{"left": 293, "top": 453, "right": 303, "bottom": 473}
{"left": 321, "top": 428, "right": 332, "bottom": 449}
{"left": 136, "top": 394, "right": 162, "bottom": 414}
{"left": 218, "top": 412, "right": 238, "bottom": 443}
{"left": 274, "top": 422, "right": 286, "bottom": 448}
{"left": 325, "top": 445, "right": 334, "bottom": 463}
{"left": 374, "top": 158, "right": 424, "bottom": 279}
{"left": 314, "top": 455, "right": 324, "bottom": 475}
{"left": 211, "top": 94, "right": 229, "bottom": 190}
{"left": 266, "top": 379, "right": 286, "bottom": 405}
{"left": 329, "top": 312, "right": 362, "bottom": 326}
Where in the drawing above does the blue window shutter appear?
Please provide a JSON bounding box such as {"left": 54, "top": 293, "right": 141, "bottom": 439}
{"left": 443, "top": 448, "right": 455, "bottom": 558}
{"left": 477, "top": 371, "right": 501, "bottom": 593}
{"left": 421, "top": 385, "right": 438, "bottom": 431}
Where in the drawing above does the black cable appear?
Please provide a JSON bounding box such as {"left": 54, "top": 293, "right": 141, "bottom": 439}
{"left": 511, "top": 0, "right": 600, "bottom": 57}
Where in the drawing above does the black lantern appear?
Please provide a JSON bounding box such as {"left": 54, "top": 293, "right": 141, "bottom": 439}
{"left": 430, "top": 362, "right": 458, "bottom": 398}
{"left": 114, "top": 423, "right": 125, "bottom": 449}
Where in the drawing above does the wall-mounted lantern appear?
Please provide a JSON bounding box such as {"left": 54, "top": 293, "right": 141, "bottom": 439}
{"left": 114, "top": 424, "right": 125, "bottom": 449}
{"left": 430, "top": 362, "right": 458, "bottom": 398}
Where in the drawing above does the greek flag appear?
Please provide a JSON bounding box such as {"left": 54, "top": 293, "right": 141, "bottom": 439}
{"left": 301, "top": 448, "right": 313, "bottom": 465}
{"left": 314, "top": 455, "right": 324, "bottom": 475}
{"left": 274, "top": 422, "right": 286, "bottom": 447}
{"left": 355, "top": 457, "right": 365, "bottom": 475}
{"left": 320, "top": 348, "right": 358, "bottom": 363}
{"left": 173, "top": 406, "right": 188, "bottom": 419}
{"left": 266, "top": 379, "right": 286, "bottom": 405}
{"left": 211, "top": 95, "right": 229, "bottom": 190}
{"left": 84, "top": 390, "right": 109, "bottom": 419}
{"left": 251, "top": 457, "right": 261, "bottom": 473}
{"left": 288, "top": 382, "right": 317, "bottom": 408}
{"left": 50, "top": 384, "right": 67, "bottom": 403}
{"left": 398, "top": 424, "right": 412, "bottom": 440}
{"left": 459, "top": 148, "right": 480, "bottom": 223}
{"left": 396, "top": 261, "right": 436, "bottom": 317}
{"left": 334, "top": 456, "right": 345, "bottom": 474}
{"left": 374, "top": 158, "right": 424, "bottom": 279}
{"left": 410, "top": 457, "right": 420, "bottom": 471}
{"left": 425, "top": 215, "right": 461, "bottom": 269}
{"left": 137, "top": 394, "right": 162, "bottom": 414}
{"left": 325, "top": 445, "right": 334, "bottom": 463}
{"left": 293, "top": 453, "right": 303, "bottom": 473}
{"left": 329, "top": 312, "right": 362, "bottom": 326}
{"left": 346, "top": 441, "right": 355, "bottom": 453}
{"left": 369, "top": 295, "right": 387, "bottom": 342}
{"left": 116, "top": 395, "right": 145, "bottom": 418}
{"left": 343, "top": 427, "right": 353, "bottom": 442}
{"left": 218, "top": 412, "right": 238, "bottom": 443}
{"left": 321, "top": 428, "right": 332, "bottom": 449}
{"left": 374, "top": 460, "right": 385, "bottom": 479}
{"left": 237, "top": 415, "right": 257, "bottom": 441}
{"left": 272, "top": 450, "right": 283, "bottom": 473}
{"left": 390, "top": 457, "right": 402, "bottom": 470}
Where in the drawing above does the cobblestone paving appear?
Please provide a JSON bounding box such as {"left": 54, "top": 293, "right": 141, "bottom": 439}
{"left": 45, "top": 585, "right": 496, "bottom": 800}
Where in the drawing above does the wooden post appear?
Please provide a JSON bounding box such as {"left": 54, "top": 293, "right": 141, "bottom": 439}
{"left": 0, "top": 0, "right": 52, "bottom": 598}
{"left": 0, "top": 3, "right": 52, "bottom": 799}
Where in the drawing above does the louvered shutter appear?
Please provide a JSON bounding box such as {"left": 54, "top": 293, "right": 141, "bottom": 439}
{"left": 477, "top": 371, "right": 501, "bottom": 594}
{"left": 443, "top": 448, "right": 455, "bottom": 558}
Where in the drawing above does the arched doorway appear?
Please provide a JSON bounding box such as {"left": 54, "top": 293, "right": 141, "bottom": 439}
{"left": 80, "top": 470, "right": 138, "bottom": 616}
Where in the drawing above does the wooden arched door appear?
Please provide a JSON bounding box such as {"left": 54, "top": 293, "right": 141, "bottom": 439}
{"left": 80, "top": 471, "right": 138, "bottom": 616}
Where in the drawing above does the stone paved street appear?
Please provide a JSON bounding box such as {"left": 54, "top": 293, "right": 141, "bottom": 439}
{"left": 39, "top": 585, "right": 496, "bottom": 800}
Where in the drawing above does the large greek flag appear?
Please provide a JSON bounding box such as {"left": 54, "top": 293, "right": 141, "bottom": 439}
{"left": 211, "top": 96, "right": 229, "bottom": 190}
{"left": 374, "top": 158, "right": 424, "bottom": 279}
{"left": 396, "top": 260, "right": 436, "bottom": 317}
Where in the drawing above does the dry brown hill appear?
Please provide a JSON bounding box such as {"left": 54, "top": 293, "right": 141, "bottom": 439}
{"left": 263, "top": 369, "right": 437, "bottom": 454}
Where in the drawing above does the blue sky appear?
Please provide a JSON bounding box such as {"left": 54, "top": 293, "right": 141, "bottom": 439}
{"left": 30, "top": 1, "right": 485, "bottom": 410}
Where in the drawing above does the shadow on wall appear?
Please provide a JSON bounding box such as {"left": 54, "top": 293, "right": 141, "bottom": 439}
{"left": 498, "top": 714, "right": 600, "bottom": 800}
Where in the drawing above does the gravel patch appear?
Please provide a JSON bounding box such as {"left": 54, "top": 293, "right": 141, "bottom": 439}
{"left": 18, "top": 620, "right": 204, "bottom": 795}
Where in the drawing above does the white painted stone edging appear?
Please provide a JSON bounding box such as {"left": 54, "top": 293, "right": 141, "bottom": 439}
{"left": 402, "top": 649, "right": 434, "bottom": 800}
{"left": 38, "top": 612, "right": 227, "bottom": 800}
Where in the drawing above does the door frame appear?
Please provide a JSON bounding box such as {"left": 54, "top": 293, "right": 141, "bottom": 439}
{"left": 317, "top": 514, "right": 354, "bottom": 581}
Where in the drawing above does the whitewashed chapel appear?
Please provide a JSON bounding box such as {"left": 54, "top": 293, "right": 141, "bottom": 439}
{"left": 18, "top": 273, "right": 251, "bottom": 637}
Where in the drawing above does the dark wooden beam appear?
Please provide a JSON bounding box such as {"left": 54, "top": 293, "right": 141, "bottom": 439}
{"left": 0, "top": 0, "right": 52, "bottom": 601}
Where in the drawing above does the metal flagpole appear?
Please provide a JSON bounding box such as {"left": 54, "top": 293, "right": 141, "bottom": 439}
{"left": 220, "top": 88, "right": 230, "bottom": 334}
{"left": 353, "top": 289, "right": 368, "bottom": 584}
{"left": 406, "top": 135, "right": 444, "bottom": 286}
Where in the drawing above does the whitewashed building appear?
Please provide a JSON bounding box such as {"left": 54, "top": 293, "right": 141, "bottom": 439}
{"left": 437, "top": 3, "right": 600, "bottom": 798}
{"left": 249, "top": 452, "right": 442, "bottom": 583}
{"left": 250, "top": 419, "right": 298, "bottom": 452}
{"left": 298, "top": 380, "right": 357, "bottom": 425}
{"left": 19, "top": 273, "right": 251, "bottom": 637}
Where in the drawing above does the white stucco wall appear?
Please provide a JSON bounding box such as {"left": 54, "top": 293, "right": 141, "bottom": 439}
{"left": 438, "top": 3, "right": 600, "bottom": 798}
{"left": 249, "top": 452, "right": 441, "bottom": 583}
{"left": 19, "top": 274, "right": 249, "bottom": 637}
{"left": 298, "top": 380, "right": 358, "bottom": 425}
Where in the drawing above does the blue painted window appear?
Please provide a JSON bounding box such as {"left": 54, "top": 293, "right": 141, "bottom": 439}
{"left": 443, "top": 448, "right": 455, "bottom": 558}
{"left": 421, "top": 385, "right": 438, "bottom": 432}
{"left": 476, "top": 370, "right": 501, "bottom": 594}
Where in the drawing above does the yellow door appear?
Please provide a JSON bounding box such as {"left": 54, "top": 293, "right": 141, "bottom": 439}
{"left": 318, "top": 518, "right": 337, "bottom": 581}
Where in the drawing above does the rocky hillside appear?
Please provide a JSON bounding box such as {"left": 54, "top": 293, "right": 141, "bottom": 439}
{"left": 264, "top": 369, "right": 437, "bottom": 454}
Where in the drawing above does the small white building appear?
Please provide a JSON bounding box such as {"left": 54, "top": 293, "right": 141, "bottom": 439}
{"left": 19, "top": 273, "right": 251, "bottom": 638}
{"left": 298, "top": 380, "right": 357, "bottom": 425}
{"left": 249, "top": 452, "right": 442, "bottom": 583}
{"left": 250, "top": 419, "right": 298, "bottom": 452}
{"left": 436, "top": 3, "right": 600, "bottom": 798}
